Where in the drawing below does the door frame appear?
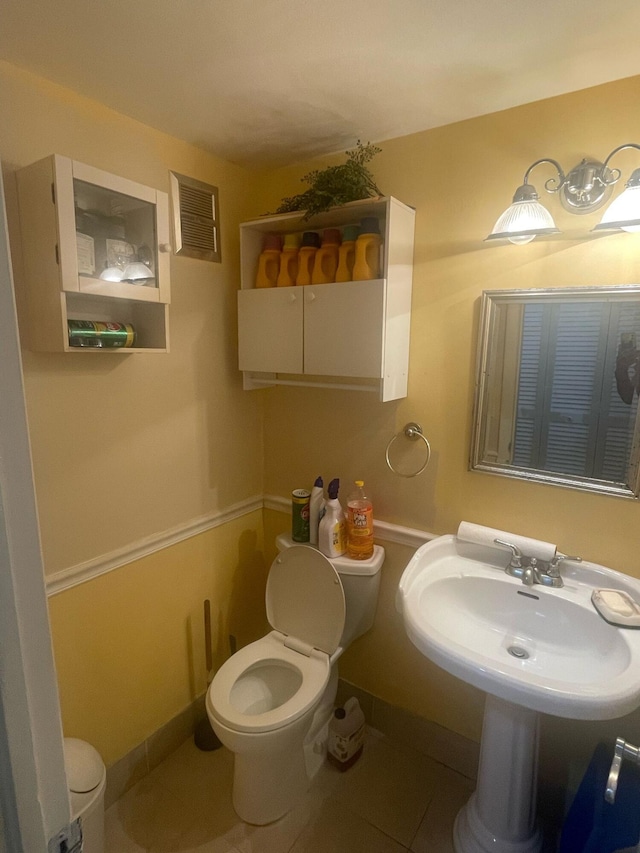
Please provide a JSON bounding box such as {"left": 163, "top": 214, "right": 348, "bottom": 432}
{"left": 0, "top": 164, "right": 70, "bottom": 850}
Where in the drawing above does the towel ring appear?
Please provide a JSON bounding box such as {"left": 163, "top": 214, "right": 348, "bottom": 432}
{"left": 385, "top": 422, "right": 431, "bottom": 478}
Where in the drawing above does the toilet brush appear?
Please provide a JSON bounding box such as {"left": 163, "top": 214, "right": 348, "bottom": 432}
{"left": 194, "top": 599, "right": 222, "bottom": 751}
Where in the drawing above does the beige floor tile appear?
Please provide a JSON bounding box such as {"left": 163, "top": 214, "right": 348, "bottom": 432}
{"left": 104, "top": 800, "right": 147, "bottom": 852}
{"left": 147, "top": 739, "right": 247, "bottom": 851}
{"left": 230, "top": 793, "right": 319, "bottom": 853}
{"left": 290, "top": 798, "right": 408, "bottom": 853}
{"left": 328, "top": 731, "right": 441, "bottom": 847}
{"left": 410, "top": 766, "right": 474, "bottom": 853}
{"left": 109, "top": 774, "right": 194, "bottom": 851}
{"left": 105, "top": 728, "right": 480, "bottom": 853}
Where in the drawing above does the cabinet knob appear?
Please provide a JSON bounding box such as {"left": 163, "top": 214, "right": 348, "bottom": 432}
{"left": 306, "top": 292, "right": 316, "bottom": 302}
{"left": 289, "top": 293, "right": 297, "bottom": 303}
{"left": 159, "top": 243, "right": 172, "bottom": 253}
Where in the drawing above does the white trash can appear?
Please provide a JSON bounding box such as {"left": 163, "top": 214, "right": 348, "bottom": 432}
{"left": 63, "top": 738, "right": 106, "bottom": 853}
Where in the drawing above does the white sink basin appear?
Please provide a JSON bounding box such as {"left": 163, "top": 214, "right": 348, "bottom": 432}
{"left": 398, "top": 534, "right": 640, "bottom": 720}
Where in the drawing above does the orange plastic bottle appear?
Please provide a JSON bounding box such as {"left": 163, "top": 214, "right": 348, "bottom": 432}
{"left": 296, "top": 231, "right": 321, "bottom": 285}
{"left": 255, "top": 233, "right": 281, "bottom": 288}
{"left": 346, "top": 480, "right": 374, "bottom": 560}
{"left": 352, "top": 217, "right": 382, "bottom": 281}
{"left": 277, "top": 233, "right": 300, "bottom": 287}
{"left": 311, "top": 228, "right": 342, "bottom": 284}
{"left": 335, "top": 224, "right": 360, "bottom": 282}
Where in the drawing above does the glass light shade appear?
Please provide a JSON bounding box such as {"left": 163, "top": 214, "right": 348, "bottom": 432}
{"left": 485, "top": 185, "right": 560, "bottom": 244}
{"left": 594, "top": 176, "right": 640, "bottom": 233}
{"left": 122, "top": 262, "right": 154, "bottom": 282}
{"left": 99, "top": 266, "right": 124, "bottom": 281}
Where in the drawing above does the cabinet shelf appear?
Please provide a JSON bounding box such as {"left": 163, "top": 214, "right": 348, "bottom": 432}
{"left": 16, "top": 155, "right": 171, "bottom": 353}
{"left": 238, "top": 196, "right": 415, "bottom": 401}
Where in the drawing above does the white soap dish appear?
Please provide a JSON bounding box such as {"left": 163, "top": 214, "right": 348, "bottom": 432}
{"left": 592, "top": 589, "right": 640, "bottom": 628}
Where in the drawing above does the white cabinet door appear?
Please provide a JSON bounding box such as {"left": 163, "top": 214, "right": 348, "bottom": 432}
{"left": 303, "top": 280, "right": 385, "bottom": 378}
{"left": 238, "top": 287, "right": 303, "bottom": 373}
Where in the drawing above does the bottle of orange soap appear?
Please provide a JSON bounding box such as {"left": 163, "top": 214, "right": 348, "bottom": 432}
{"left": 335, "top": 224, "right": 359, "bottom": 282}
{"left": 255, "top": 233, "right": 281, "bottom": 288}
{"left": 277, "top": 233, "right": 300, "bottom": 287}
{"left": 346, "top": 480, "right": 374, "bottom": 560}
{"left": 311, "top": 228, "right": 341, "bottom": 284}
{"left": 352, "top": 217, "right": 382, "bottom": 281}
{"left": 296, "top": 231, "right": 320, "bottom": 285}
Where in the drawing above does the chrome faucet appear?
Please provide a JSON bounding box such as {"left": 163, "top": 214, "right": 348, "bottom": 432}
{"left": 494, "top": 539, "right": 582, "bottom": 589}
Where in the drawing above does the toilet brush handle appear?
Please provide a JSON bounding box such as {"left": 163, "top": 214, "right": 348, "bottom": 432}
{"left": 204, "top": 599, "right": 213, "bottom": 674}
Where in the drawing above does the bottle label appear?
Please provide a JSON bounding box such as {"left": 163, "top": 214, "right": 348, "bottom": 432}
{"left": 329, "top": 721, "right": 365, "bottom": 763}
{"left": 332, "top": 519, "right": 347, "bottom": 554}
{"left": 347, "top": 504, "right": 373, "bottom": 558}
{"left": 348, "top": 505, "right": 371, "bottom": 532}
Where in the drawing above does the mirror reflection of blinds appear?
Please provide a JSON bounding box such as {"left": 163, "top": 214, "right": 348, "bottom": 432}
{"left": 512, "top": 302, "right": 640, "bottom": 484}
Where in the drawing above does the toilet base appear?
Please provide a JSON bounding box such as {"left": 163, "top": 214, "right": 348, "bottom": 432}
{"left": 231, "top": 668, "right": 338, "bottom": 824}
{"left": 231, "top": 716, "right": 331, "bottom": 825}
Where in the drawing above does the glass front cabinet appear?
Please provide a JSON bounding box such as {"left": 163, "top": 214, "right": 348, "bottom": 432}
{"left": 16, "top": 155, "right": 171, "bottom": 352}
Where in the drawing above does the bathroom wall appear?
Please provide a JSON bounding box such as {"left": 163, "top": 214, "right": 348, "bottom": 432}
{"left": 255, "top": 74, "right": 640, "bottom": 745}
{"left": 0, "top": 60, "right": 267, "bottom": 764}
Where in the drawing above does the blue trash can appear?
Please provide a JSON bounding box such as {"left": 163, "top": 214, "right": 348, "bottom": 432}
{"left": 559, "top": 742, "right": 640, "bottom": 853}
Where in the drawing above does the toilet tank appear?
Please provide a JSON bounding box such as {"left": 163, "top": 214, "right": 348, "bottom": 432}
{"left": 275, "top": 534, "right": 384, "bottom": 649}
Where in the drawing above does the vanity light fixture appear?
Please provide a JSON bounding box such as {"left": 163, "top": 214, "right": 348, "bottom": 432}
{"left": 486, "top": 143, "right": 640, "bottom": 244}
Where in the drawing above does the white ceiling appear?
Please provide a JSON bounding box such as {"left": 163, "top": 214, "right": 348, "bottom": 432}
{"left": 3, "top": 0, "right": 640, "bottom": 169}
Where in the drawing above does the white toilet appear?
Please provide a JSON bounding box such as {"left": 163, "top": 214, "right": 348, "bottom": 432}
{"left": 206, "top": 534, "right": 384, "bottom": 825}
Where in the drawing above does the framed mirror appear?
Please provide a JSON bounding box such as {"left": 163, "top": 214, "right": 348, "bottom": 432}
{"left": 470, "top": 286, "right": 640, "bottom": 498}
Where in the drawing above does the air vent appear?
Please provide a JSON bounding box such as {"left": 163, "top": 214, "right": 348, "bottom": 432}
{"left": 169, "top": 171, "right": 221, "bottom": 262}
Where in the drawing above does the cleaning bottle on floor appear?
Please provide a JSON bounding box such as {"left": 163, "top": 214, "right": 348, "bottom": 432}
{"left": 318, "top": 478, "right": 346, "bottom": 558}
{"left": 327, "top": 697, "right": 366, "bottom": 771}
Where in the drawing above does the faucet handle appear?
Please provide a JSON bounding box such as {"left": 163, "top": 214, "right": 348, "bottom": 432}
{"left": 548, "top": 552, "right": 582, "bottom": 576}
{"left": 606, "top": 737, "right": 640, "bottom": 804}
{"left": 606, "top": 738, "right": 625, "bottom": 804}
{"left": 494, "top": 539, "right": 523, "bottom": 567}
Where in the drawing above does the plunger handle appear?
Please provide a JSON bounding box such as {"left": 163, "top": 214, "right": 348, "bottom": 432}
{"left": 204, "top": 599, "right": 213, "bottom": 675}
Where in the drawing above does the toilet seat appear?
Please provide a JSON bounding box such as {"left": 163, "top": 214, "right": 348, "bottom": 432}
{"left": 209, "top": 546, "right": 347, "bottom": 735}
{"left": 208, "top": 631, "right": 330, "bottom": 733}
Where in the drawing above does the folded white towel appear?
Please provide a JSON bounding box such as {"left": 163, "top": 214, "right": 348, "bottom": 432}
{"left": 457, "top": 521, "right": 557, "bottom": 562}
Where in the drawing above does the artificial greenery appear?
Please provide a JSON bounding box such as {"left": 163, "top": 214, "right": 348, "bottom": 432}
{"left": 273, "top": 141, "right": 382, "bottom": 220}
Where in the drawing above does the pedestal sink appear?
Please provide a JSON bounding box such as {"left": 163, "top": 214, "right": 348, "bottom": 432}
{"left": 397, "top": 534, "right": 640, "bottom": 853}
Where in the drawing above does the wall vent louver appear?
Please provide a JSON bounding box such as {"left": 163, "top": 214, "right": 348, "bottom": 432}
{"left": 169, "top": 171, "right": 221, "bottom": 262}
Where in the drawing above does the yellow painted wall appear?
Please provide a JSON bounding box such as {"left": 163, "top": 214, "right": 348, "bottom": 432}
{"left": 48, "top": 512, "right": 269, "bottom": 765}
{"left": 256, "top": 75, "right": 640, "bottom": 741}
{"left": 0, "top": 61, "right": 268, "bottom": 764}
{"left": 0, "top": 60, "right": 263, "bottom": 575}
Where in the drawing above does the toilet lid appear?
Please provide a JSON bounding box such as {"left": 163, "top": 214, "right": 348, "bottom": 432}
{"left": 266, "top": 546, "right": 346, "bottom": 654}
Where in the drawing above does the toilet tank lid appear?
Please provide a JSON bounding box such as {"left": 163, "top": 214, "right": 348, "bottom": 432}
{"left": 63, "top": 738, "right": 105, "bottom": 793}
{"left": 275, "top": 534, "right": 384, "bottom": 576}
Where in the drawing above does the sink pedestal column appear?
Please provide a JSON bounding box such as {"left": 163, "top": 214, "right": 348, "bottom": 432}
{"left": 453, "top": 695, "right": 543, "bottom": 853}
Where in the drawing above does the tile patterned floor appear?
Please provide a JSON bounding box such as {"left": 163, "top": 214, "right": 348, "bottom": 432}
{"left": 105, "top": 728, "right": 475, "bottom": 853}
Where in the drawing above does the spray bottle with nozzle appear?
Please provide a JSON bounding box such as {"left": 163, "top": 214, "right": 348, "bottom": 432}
{"left": 318, "top": 478, "right": 346, "bottom": 558}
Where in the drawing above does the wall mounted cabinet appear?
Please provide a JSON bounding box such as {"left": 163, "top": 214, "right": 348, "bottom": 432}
{"left": 238, "top": 196, "right": 415, "bottom": 401}
{"left": 16, "top": 155, "right": 171, "bottom": 352}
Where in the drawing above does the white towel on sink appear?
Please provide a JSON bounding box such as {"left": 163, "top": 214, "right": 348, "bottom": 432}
{"left": 457, "top": 521, "right": 557, "bottom": 562}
